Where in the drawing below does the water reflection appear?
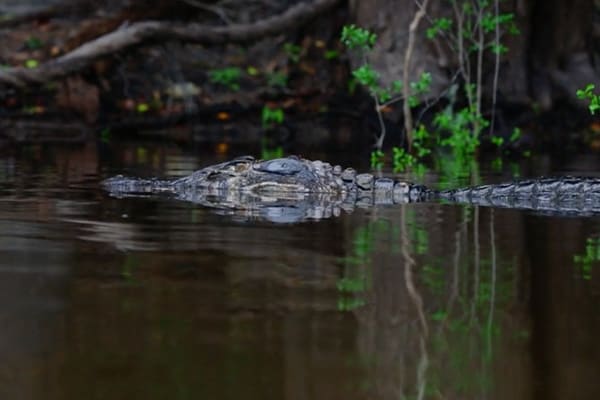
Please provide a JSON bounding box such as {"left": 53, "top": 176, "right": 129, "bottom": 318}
{"left": 0, "top": 141, "right": 598, "bottom": 399}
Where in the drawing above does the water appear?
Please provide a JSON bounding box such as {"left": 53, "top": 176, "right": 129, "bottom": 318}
{"left": 0, "top": 141, "right": 599, "bottom": 399}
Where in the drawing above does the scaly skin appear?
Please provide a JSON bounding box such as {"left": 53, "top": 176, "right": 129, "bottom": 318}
{"left": 103, "top": 156, "right": 600, "bottom": 220}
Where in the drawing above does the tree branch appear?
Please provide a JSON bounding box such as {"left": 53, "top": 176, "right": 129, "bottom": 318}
{"left": 402, "top": 0, "right": 430, "bottom": 152}
{"left": 0, "top": 0, "right": 341, "bottom": 87}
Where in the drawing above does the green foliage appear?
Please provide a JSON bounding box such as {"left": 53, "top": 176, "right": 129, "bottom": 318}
{"left": 392, "top": 147, "right": 416, "bottom": 171}
{"left": 340, "top": 1, "right": 522, "bottom": 165}
{"left": 324, "top": 49, "right": 340, "bottom": 60}
{"left": 490, "top": 43, "right": 508, "bottom": 55}
{"left": 347, "top": 78, "right": 358, "bottom": 94}
{"left": 260, "top": 145, "right": 283, "bottom": 160}
{"left": 481, "top": 12, "right": 518, "bottom": 34}
{"left": 337, "top": 297, "right": 367, "bottom": 311}
{"left": 490, "top": 135, "right": 503, "bottom": 147}
{"left": 246, "top": 66, "right": 259, "bottom": 76}
{"left": 136, "top": 103, "right": 149, "bottom": 113}
{"left": 509, "top": 127, "right": 521, "bottom": 142}
{"left": 376, "top": 80, "right": 403, "bottom": 103}
{"left": 411, "top": 72, "right": 432, "bottom": 95}
{"left": 352, "top": 64, "right": 379, "bottom": 89}
{"left": 283, "top": 43, "right": 302, "bottom": 63}
{"left": 576, "top": 84, "right": 600, "bottom": 115}
{"left": 370, "top": 149, "right": 385, "bottom": 169}
{"left": 261, "top": 106, "right": 284, "bottom": 128}
{"left": 413, "top": 124, "right": 432, "bottom": 158}
{"left": 100, "top": 128, "right": 111, "bottom": 144}
{"left": 492, "top": 127, "right": 522, "bottom": 148}
{"left": 337, "top": 277, "right": 368, "bottom": 293}
{"left": 24, "top": 59, "right": 38, "bottom": 68}
{"left": 24, "top": 36, "right": 43, "bottom": 50}
{"left": 121, "top": 255, "right": 139, "bottom": 281}
{"left": 393, "top": 126, "right": 430, "bottom": 172}
{"left": 573, "top": 237, "right": 600, "bottom": 280}
{"left": 435, "top": 151, "right": 480, "bottom": 185}
{"left": 408, "top": 72, "right": 432, "bottom": 107}
{"left": 426, "top": 17, "right": 452, "bottom": 39}
{"left": 266, "top": 72, "right": 287, "bottom": 88}
{"left": 260, "top": 106, "right": 285, "bottom": 160}
{"left": 341, "top": 24, "right": 377, "bottom": 50}
{"left": 435, "top": 106, "right": 487, "bottom": 155}
{"left": 337, "top": 220, "right": 391, "bottom": 312}
{"left": 209, "top": 67, "right": 242, "bottom": 91}
{"left": 351, "top": 63, "right": 403, "bottom": 104}
{"left": 342, "top": 26, "right": 407, "bottom": 104}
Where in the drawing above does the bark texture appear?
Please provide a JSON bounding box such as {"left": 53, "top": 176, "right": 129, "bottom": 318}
{"left": 349, "top": 0, "right": 449, "bottom": 97}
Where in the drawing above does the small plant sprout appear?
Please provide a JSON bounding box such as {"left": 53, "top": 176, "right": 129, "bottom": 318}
{"left": 209, "top": 67, "right": 242, "bottom": 91}
{"left": 370, "top": 150, "right": 385, "bottom": 169}
{"left": 283, "top": 43, "right": 302, "bottom": 63}
{"left": 24, "top": 59, "right": 38, "bottom": 68}
{"left": 266, "top": 72, "right": 288, "bottom": 88}
{"left": 261, "top": 106, "right": 284, "bottom": 128}
{"left": 576, "top": 84, "right": 600, "bottom": 115}
{"left": 341, "top": 25, "right": 377, "bottom": 50}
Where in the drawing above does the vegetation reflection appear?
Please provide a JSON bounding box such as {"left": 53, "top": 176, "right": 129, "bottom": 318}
{"left": 336, "top": 204, "right": 527, "bottom": 398}
{"left": 573, "top": 237, "right": 600, "bottom": 281}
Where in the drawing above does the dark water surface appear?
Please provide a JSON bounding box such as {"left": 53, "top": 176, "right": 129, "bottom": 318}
{"left": 0, "top": 141, "right": 599, "bottom": 399}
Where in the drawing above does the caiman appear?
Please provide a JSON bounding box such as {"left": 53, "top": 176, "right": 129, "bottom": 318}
{"left": 103, "top": 155, "right": 600, "bottom": 222}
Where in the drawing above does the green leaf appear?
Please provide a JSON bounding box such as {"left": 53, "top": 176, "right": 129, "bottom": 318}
{"left": 324, "top": 50, "right": 339, "bottom": 60}
{"left": 491, "top": 136, "right": 504, "bottom": 147}
{"left": 266, "top": 72, "right": 287, "bottom": 88}
{"left": 136, "top": 103, "right": 149, "bottom": 113}
{"left": 209, "top": 67, "right": 242, "bottom": 91}
{"left": 283, "top": 43, "right": 302, "bottom": 63}
{"left": 246, "top": 66, "right": 259, "bottom": 76}
{"left": 341, "top": 25, "right": 377, "bottom": 50}
{"left": 24, "top": 36, "right": 43, "bottom": 50}
{"left": 370, "top": 150, "right": 385, "bottom": 168}
{"left": 426, "top": 17, "right": 453, "bottom": 39}
{"left": 24, "top": 59, "right": 38, "bottom": 68}
{"left": 352, "top": 64, "right": 379, "bottom": 89}
{"left": 100, "top": 128, "right": 111, "bottom": 144}
{"left": 262, "top": 106, "right": 284, "bottom": 127}
{"left": 431, "top": 310, "right": 447, "bottom": 321}
{"left": 509, "top": 127, "right": 521, "bottom": 142}
{"left": 491, "top": 43, "right": 508, "bottom": 54}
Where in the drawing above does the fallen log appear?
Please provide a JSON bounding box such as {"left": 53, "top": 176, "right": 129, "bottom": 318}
{"left": 0, "top": 0, "right": 341, "bottom": 87}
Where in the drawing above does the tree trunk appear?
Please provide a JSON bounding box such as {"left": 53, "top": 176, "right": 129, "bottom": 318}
{"left": 349, "top": 0, "right": 600, "bottom": 111}
{"left": 348, "top": 0, "right": 449, "bottom": 98}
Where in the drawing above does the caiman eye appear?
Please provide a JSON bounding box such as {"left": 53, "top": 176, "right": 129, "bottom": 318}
{"left": 224, "top": 156, "right": 254, "bottom": 172}
{"left": 234, "top": 163, "right": 249, "bottom": 172}
{"left": 254, "top": 158, "right": 305, "bottom": 175}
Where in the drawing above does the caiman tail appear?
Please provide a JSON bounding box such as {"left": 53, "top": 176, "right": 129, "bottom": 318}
{"left": 433, "top": 177, "right": 600, "bottom": 214}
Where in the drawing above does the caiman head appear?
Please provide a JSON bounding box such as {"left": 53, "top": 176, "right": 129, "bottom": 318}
{"left": 174, "top": 155, "right": 346, "bottom": 197}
